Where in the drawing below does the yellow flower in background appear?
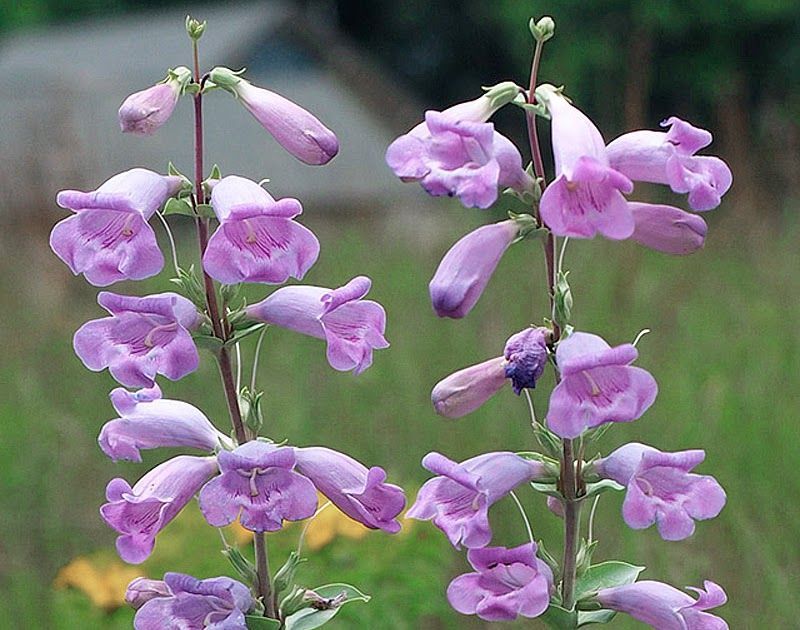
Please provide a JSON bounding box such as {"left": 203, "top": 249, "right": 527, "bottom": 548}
{"left": 303, "top": 498, "right": 368, "bottom": 551}
{"left": 226, "top": 518, "right": 254, "bottom": 547}
{"left": 53, "top": 553, "right": 142, "bottom": 611}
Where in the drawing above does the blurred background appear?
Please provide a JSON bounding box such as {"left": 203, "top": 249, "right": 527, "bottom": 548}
{"left": 0, "top": 0, "right": 798, "bottom": 628}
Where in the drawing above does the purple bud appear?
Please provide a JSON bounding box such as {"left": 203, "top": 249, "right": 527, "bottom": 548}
{"left": 629, "top": 202, "right": 707, "bottom": 255}
{"left": 430, "top": 220, "right": 518, "bottom": 318}
{"left": 125, "top": 577, "right": 171, "bottom": 609}
{"left": 503, "top": 327, "right": 549, "bottom": 394}
{"left": 234, "top": 79, "right": 338, "bottom": 165}
{"left": 118, "top": 68, "right": 190, "bottom": 135}
{"left": 431, "top": 357, "right": 507, "bottom": 418}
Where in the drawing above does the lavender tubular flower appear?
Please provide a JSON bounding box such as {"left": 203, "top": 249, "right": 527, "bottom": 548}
{"left": 211, "top": 68, "right": 338, "bottom": 165}
{"left": 430, "top": 220, "right": 518, "bottom": 318}
{"left": 198, "top": 441, "right": 317, "bottom": 532}
{"left": 126, "top": 578, "right": 172, "bottom": 609}
{"left": 407, "top": 452, "right": 547, "bottom": 548}
{"left": 118, "top": 67, "right": 190, "bottom": 135}
{"left": 546, "top": 332, "right": 658, "bottom": 438}
{"left": 246, "top": 276, "right": 388, "bottom": 374}
{"left": 597, "top": 580, "right": 728, "bottom": 629}
{"left": 294, "top": 446, "right": 406, "bottom": 533}
{"left": 595, "top": 443, "right": 726, "bottom": 540}
{"left": 73, "top": 292, "right": 201, "bottom": 388}
{"left": 99, "top": 385, "right": 230, "bottom": 462}
{"left": 447, "top": 543, "right": 553, "bottom": 621}
{"left": 132, "top": 572, "right": 254, "bottom": 630}
{"left": 203, "top": 176, "right": 320, "bottom": 285}
{"left": 630, "top": 202, "right": 707, "bottom": 255}
{"left": 538, "top": 89, "right": 634, "bottom": 239}
{"left": 101, "top": 456, "right": 218, "bottom": 564}
{"left": 607, "top": 117, "right": 733, "bottom": 211}
{"left": 386, "top": 94, "right": 533, "bottom": 208}
{"left": 50, "top": 169, "right": 182, "bottom": 286}
{"left": 431, "top": 357, "right": 507, "bottom": 418}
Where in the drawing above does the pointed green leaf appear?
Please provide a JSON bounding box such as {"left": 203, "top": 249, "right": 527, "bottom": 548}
{"left": 195, "top": 203, "right": 216, "bottom": 219}
{"left": 284, "top": 584, "right": 370, "bottom": 630}
{"left": 577, "top": 610, "right": 617, "bottom": 626}
{"left": 163, "top": 197, "right": 195, "bottom": 217}
{"left": 581, "top": 479, "right": 625, "bottom": 501}
{"left": 245, "top": 616, "right": 281, "bottom": 629}
{"left": 193, "top": 334, "right": 224, "bottom": 353}
{"left": 530, "top": 481, "right": 561, "bottom": 498}
{"left": 575, "top": 561, "right": 645, "bottom": 602}
{"left": 540, "top": 603, "right": 578, "bottom": 629}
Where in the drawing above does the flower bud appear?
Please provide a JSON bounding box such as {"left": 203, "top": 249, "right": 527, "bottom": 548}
{"left": 210, "top": 68, "right": 338, "bottom": 165}
{"left": 125, "top": 577, "right": 171, "bottom": 609}
{"left": 629, "top": 202, "right": 707, "bottom": 255}
{"left": 529, "top": 16, "right": 556, "bottom": 42}
{"left": 431, "top": 357, "right": 507, "bottom": 418}
{"left": 430, "top": 220, "right": 518, "bottom": 318}
{"left": 118, "top": 67, "right": 191, "bottom": 135}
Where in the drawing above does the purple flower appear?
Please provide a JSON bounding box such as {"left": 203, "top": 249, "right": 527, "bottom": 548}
{"left": 99, "top": 384, "right": 231, "bottom": 463}
{"left": 73, "top": 292, "right": 201, "bottom": 388}
{"left": 118, "top": 68, "right": 190, "bottom": 135}
{"left": 546, "top": 332, "right": 658, "bottom": 438}
{"left": 246, "top": 276, "right": 388, "bottom": 374}
{"left": 101, "top": 456, "right": 218, "bottom": 564}
{"left": 294, "top": 446, "right": 406, "bottom": 533}
{"left": 211, "top": 68, "right": 338, "bottom": 165}
{"left": 202, "top": 176, "right": 320, "bottom": 285}
{"left": 407, "top": 452, "right": 546, "bottom": 548}
{"left": 504, "top": 327, "right": 549, "bottom": 394}
{"left": 607, "top": 117, "right": 733, "bottom": 212}
{"left": 538, "top": 89, "right": 634, "bottom": 239}
{"left": 430, "top": 220, "right": 519, "bottom": 318}
{"left": 431, "top": 357, "right": 507, "bottom": 418}
{"left": 447, "top": 543, "right": 553, "bottom": 621}
{"left": 132, "top": 572, "right": 254, "bottom": 630}
{"left": 595, "top": 443, "right": 726, "bottom": 541}
{"left": 198, "top": 441, "right": 317, "bottom": 532}
{"left": 50, "top": 169, "right": 182, "bottom": 286}
{"left": 386, "top": 95, "right": 534, "bottom": 208}
{"left": 597, "top": 580, "right": 728, "bottom": 629}
{"left": 630, "top": 202, "right": 707, "bottom": 255}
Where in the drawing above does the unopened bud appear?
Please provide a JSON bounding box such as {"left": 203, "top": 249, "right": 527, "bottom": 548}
{"left": 529, "top": 16, "right": 556, "bottom": 43}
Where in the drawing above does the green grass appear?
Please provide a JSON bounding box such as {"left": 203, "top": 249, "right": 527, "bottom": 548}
{"left": 0, "top": 206, "right": 797, "bottom": 628}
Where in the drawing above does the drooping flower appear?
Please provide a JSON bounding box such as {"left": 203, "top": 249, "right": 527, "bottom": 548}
{"left": 431, "top": 357, "right": 507, "bottom": 418}
{"left": 101, "top": 456, "right": 218, "bottom": 564}
{"left": 118, "top": 67, "right": 191, "bottom": 135}
{"left": 246, "top": 276, "right": 388, "bottom": 374}
{"left": 430, "top": 220, "right": 519, "bottom": 318}
{"left": 606, "top": 117, "right": 733, "bottom": 212}
{"left": 595, "top": 443, "right": 726, "bottom": 541}
{"left": 202, "top": 176, "right": 320, "bottom": 285}
{"left": 386, "top": 92, "right": 534, "bottom": 208}
{"left": 538, "top": 87, "right": 635, "bottom": 239}
{"left": 630, "top": 202, "right": 707, "bottom": 255}
{"left": 50, "top": 169, "right": 183, "bottom": 286}
{"left": 131, "top": 572, "right": 254, "bottom": 630}
{"left": 99, "top": 384, "right": 231, "bottom": 463}
{"left": 198, "top": 441, "right": 317, "bottom": 532}
{"left": 209, "top": 68, "right": 338, "bottom": 165}
{"left": 294, "top": 446, "right": 406, "bottom": 533}
{"left": 547, "top": 332, "right": 658, "bottom": 438}
{"left": 597, "top": 580, "right": 728, "bottom": 629}
{"left": 73, "top": 292, "right": 201, "bottom": 388}
{"left": 125, "top": 577, "right": 173, "bottom": 609}
{"left": 407, "top": 452, "right": 547, "bottom": 548}
{"left": 503, "top": 327, "right": 549, "bottom": 394}
{"left": 447, "top": 543, "right": 553, "bottom": 621}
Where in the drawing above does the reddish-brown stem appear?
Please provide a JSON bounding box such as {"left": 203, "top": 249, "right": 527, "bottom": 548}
{"left": 525, "top": 34, "right": 576, "bottom": 613}
{"left": 191, "top": 38, "right": 274, "bottom": 617}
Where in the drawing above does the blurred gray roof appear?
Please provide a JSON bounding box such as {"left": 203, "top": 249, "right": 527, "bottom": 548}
{"left": 0, "top": 1, "right": 430, "bottom": 217}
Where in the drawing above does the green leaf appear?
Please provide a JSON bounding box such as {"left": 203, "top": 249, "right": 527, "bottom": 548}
{"left": 575, "top": 561, "right": 645, "bottom": 601}
{"left": 540, "top": 603, "right": 578, "bottom": 629}
{"left": 284, "top": 584, "right": 370, "bottom": 630}
{"left": 577, "top": 609, "right": 617, "bottom": 626}
{"left": 193, "top": 334, "right": 224, "bottom": 353}
{"left": 163, "top": 197, "right": 195, "bottom": 217}
{"left": 580, "top": 479, "right": 625, "bottom": 501}
{"left": 195, "top": 203, "right": 216, "bottom": 219}
{"left": 530, "top": 481, "right": 561, "bottom": 498}
{"left": 227, "top": 323, "right": 267, "bottom": 346}
{"left": 245, "top": 616, "right": 281, "bottom": 629}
